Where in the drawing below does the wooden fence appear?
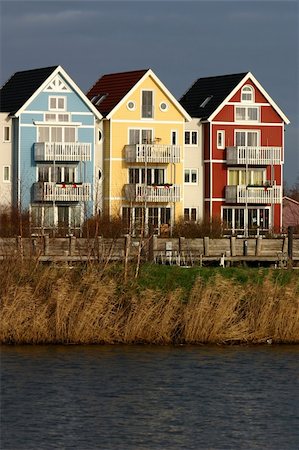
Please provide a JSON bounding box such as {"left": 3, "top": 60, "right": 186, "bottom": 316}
{"left": 0, "top": 234, "right": 298, "bottom": 266}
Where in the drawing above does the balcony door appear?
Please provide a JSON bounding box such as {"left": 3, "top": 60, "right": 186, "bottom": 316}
{"left": 235, "top": 131, "right": 259, "bottom": 147}
{"left": 38, "top": 126, "right": 76, "bottom": 143}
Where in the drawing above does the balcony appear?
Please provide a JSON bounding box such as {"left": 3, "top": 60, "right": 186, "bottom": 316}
{"left": 125, "top": 184, "right": 181, "bottom": 203}
{"left": 225, "top": 185, "right": 282, "bottom": 204}
{"left": 33, "top": 182, "right": 91, "bottom": 202}
{"left": 34, "top": 142, "right": 91, "bottom": 161}
{"left": 125, "top": 144, "right": 181, "bottom": 163}
{"left": 226, "top": 146, "right": 282, "bottom": 165}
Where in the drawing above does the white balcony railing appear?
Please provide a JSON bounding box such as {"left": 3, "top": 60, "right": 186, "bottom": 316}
{"left": 125, "top": 144, "right": 181, "bottom": 163}
{"left": 33, "top": 182, "right": 91, "bottom": 202}
{"left": 34, "top": 142, "right": 91, "bottom": 161}
{"left": 226, "top": 146, "right": 282, "bottom": 165}
{"left": 225, "top": 185, "right": 282, "bottom": 204}
{"left": 125, "top": 184, "right": 181, "bottom": 203}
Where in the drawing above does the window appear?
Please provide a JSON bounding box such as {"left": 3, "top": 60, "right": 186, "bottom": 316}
{"left": 241, "top": 85, "right": 254, "bottom": 103}
{"left": 49, "top": 96, "right": 66, "bottom": 111}
{"left": 235, "top": 131, "right": 259, "bottom": 147}
{"left": 45, "top": 113, "right": 69, "bottom": 122}
{"left": 129, "top": 129, "right": 153, "bottom": 145}
{"left": 129, "top": 168, "right": 165, "bottom": 185}
{"left": 142, "top": 90, "right": 153, "bottom": 118}
{"left": 217, "top": 130, "right": 225, "bottom": 149}
{"left": 38, "top": 126, "right": 76, "bottom": 143}
{"left": 37, "top": 165, "right": 77, "bottom": 183}
{"left": 171, "top": 131, "right": 177, "bottom": 145}
{"left": 228, "top": 169, "right": 265, "bottom": 186}
{"left": 127, "top": 101, "right": 136, "bottom": 111}
{"left": 222, "top": 207, "right": 270, "bottom": 234}
{"left": 184, "top": 208, "right": 197, "bottom": 221}
{"left": 159, "top": 102, "right": 168, "bottom": 112}
{"left": 3, "top": 166, "right": 10, "bottom": 182}
{"left": 184, "top": 169, "right": 197, "bottom": 184}
{"left": 184, "top": 131, "right": 198, "bottom": 146}
{"left": 235, "top": 106, "right": 259, "bottom": 121}
{"left": 3, "top": 126, "right": 10, "bottom": 142}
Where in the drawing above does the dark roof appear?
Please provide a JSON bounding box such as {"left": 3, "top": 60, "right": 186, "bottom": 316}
{"left": 86, "top": 69, "right": 148, "bottom": 116}
{"left": 179, "top": 72, "right": 248, "bottom": 119}
{"left": 0, "top": 66, "right": 58, "bottom": 114}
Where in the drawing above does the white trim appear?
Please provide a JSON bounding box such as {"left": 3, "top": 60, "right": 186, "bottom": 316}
{"left": 208, "top": 198, "right": 226, "bottom": 202}
{"left": 208, "top": 72, "right": 290, "bottom": 124}
{"left": 209, "top": 122, "right": 212, "bottom": 218}
{"left": 106, "top": 69, "right": 191, "bottom": 121}
{"left": 104, "top": 157, "right": 123, "bottom": 161}
{"left": 211, "top": 121, "right": 284, "bottom": 127}
{"left": 204, "top": 159, "right": 227, "bottom": 163}
{"left": 34, "top": 121, "right": 82, "bottom": 126}
{"left": 110, "top": 119, "right": 185, "bottom": 124}
{"left": 217, "top": 130, "right": 225, "bottom": 149}
{"left": 14, "top": 66, "right": 103, "bottom": 120}
{"left": 227, "top": 102, "right": 270, "bottom": 106}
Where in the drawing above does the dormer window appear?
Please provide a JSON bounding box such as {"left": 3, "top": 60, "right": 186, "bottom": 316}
{"left": 241, "top": 85, "right": 254, "bottom": 103}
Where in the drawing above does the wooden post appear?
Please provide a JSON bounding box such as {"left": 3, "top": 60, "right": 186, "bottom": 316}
{"left": 204, "top": 237, "right": 210, "bottom": 257}
{"left": 44, "top": 235, "right": 49, "bottom": 256}
{"left": 179, "top": 237, "right": 185, "bottom": 255}
{"left": 288, "top": 226, "right": 293, "bottom": 261}
{"left": 69, "top": 235, "right": 76, "bottom": 256}
{"left": 255, "top": 236, "right": 262, "bottom": 256}
{"left": 230, "top": 236, "right": 236, "bottom": 257}
{"left": 243, "top": 239, "right": 248, "bottom": 256}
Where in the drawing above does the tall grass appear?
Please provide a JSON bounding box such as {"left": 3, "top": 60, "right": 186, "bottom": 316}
{"left": 0, "top": 260, "right": 298, "bottom": 344}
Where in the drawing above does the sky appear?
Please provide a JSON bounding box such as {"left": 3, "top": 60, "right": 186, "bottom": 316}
{"left": 1, "top": 0, "right": 298, "bottom": 186}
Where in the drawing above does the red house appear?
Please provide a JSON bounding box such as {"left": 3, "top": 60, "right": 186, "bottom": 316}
{"left": 180, "top": 72, "right": 290, "bottom": 235}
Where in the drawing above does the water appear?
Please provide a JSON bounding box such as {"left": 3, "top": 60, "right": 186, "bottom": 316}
{"left": 1, "top": 345, "right": 298, "bottom": 450}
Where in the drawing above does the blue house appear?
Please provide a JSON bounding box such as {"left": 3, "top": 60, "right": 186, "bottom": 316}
{"left": 0, "top": 66, "right": 102, "bottom": 233}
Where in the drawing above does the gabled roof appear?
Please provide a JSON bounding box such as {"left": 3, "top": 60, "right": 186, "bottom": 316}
{"left": 0, "top": 66, "right": 58, "bottom": 114}
{"left": 87, "top": 68, "right": 191, "bottom": 121}
{"left": 179, "top": 72, "right": 248, "bottom": 120}
{"left": 0, "top": 65, "right": 102, "bottom": 120}
{"left": 180, "top": 71, "right": 290, "bottom": 124}
{"left": 87, "top": 69, "right": 148, "bottom": 117}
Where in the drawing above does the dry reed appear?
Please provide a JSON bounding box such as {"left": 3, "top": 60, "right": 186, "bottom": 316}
{"left": 0, "top": 260, "right": 298, "bottom": 345}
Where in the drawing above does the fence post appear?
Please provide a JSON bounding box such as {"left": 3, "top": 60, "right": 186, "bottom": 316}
{"left": 44, "top": 234, "right": 49, "bottom": 256}
{"left": 243, "top": 239, "right": 248, "bottom": 256}
{"left": 255, "top": 236, "right": 262, "bottom": 256}
{"left": 230, "top": 236, "right": 236, "bottom": 257}
{"left": 204, "top": 237, "right": 210, "bottom": 257}
{"left": 287, "top": 226, "right": 294, "bottom": 261}
{"left": 69, "top": 235, "right": 76, "bottom": 256}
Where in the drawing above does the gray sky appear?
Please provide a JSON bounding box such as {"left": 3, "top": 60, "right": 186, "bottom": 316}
{"left": 1, "top": 0, "right": 298, "bottom": 186}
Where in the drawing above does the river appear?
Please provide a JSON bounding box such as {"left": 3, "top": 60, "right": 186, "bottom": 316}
{"left": 1, "top": 345, "right": 298, "bottom": 449}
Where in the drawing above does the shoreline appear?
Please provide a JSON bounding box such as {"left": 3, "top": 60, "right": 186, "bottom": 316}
{"left": 1, "top": 261, "right": 298, "bottom": 345}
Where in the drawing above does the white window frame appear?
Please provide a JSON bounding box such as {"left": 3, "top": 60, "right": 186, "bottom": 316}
{"left": 184, "top": 207, "right": 197, "bottom": 222}
{"left": 3, "top": 126, "right": 11, "bottom": 142}
{"left": 241, "top": 85, "right": 255, "bottom": 103}
{"left": 141, "top": 90, "right": 154, "bottom": 119}
{"left": 44, "top": 112, "right": 70, "bottom": 122}
{"left": 171, "top": 130, "right": 178, "bottom": 145}
{"left": 184, "top": 130, "right": 198, "bottom": 146}
{"left": 184, "top": 168, "right": 198, "bottom": 184}
{"left": 234, "top": 129, "right": 261, "bottom": 147}
{"left": 37, "top": 125, "right": 77, "bottom": 143}
{"left": 49, "top": 96, "right": 66, "bottom": 111}
{"left": 3, "top": 165, "right": 10, "bottom": 182}
{"left": 227, "top": 168, "right": 266, "bottom": 186}
{"left": 217, "top": 130, "right": 225, "bottom": 149}
{"left": 235, "top": 106, "right": 259, "bottom": 122}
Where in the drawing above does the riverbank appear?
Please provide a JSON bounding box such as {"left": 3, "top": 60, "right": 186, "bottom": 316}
{"left": 0, "top": 260, "right": 298, "bottom": 344}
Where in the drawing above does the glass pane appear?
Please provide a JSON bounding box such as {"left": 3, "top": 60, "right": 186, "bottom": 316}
{"left": 141, "top": 129, "right": 152, "bottom": 144}
{"left": 38, "top": 127, "right": 50, "bottom": 142}
{"left": 248, "top": 108, "right": 258, "bottom": 121}
{"left": 70, "top": 206, "right": 81, "bottom": 227}
{"left": 191, "top": 132, "right": 197, "bottom": 145}
{"left": 51, "top": 127, "right": 63, "bottom": 142}
{"left": 31, "top": 206, "right": 42, "bottom": 227}
{"left": 247, "top": 132, "right": 258, "bottom": 146}
{"left": 236, "top": 108, "right": 246, "bottom": 120}
{"left": 129, "top": 129, "right": 140, "bottom": 144}
{"left": 185, "top": 132, "right": 190, "bottom": 145}
{"left": 142, "top": 91, "right": 153, "bottom": 118}
{"left": 228, "top": 170, "right": 238, "bottom": 185}
{"left": 184, "top": 208, "right": 189, "bottom": 221}
{"left": 251, "top": 170, "right": 263, "bottom": 185}
{"left": 172, "top": 131, "right": 177, "bottom": 145}
{"left": 38, "top": 166, "right": 50, "bottom": 182}
{"left": 184, "top": 170, "right": 190, "bottom": 183}
{"left": 191, "top": 208, "right": 197, "bottom": 221}
{"left": 236, "top": 132, "right": 245, "bottom": 146}
{"left": 64, "top": 127, "right": 76, "bottom": 142}
{"left": 191, "top": 170, "right": 197, "bottom": 183}
{"left": 235, "top": 209, "right": 244, "bottom": 229}
{"left": 44, "top": 206, "right": 55, "bottom": 227}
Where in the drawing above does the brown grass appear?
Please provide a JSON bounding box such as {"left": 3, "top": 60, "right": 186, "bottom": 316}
{"left": 0, "top": 261, "right": 298, "bottom": 345}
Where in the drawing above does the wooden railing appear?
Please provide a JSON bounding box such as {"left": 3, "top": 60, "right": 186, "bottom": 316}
{"left": 125, "top": 184, "right": 181, "bottom": 203}
{"left": 34, "top": 142, "right": 91, "bottom": 161}
{"left": 125, "top": 144, "right": 181, "bottom": 163}
{"left": 226, "top": 146, "right": 282, "bottom": 165}
{"left": 225, "top": 185, "right": 282, "bottom": 204}
{"left": 33, "top": 182, "right": 91, "bottom": 202}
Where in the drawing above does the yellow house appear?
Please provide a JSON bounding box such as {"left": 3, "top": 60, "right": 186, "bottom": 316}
{"left": 87, "top": 69, "right": 191, "bottom": 234}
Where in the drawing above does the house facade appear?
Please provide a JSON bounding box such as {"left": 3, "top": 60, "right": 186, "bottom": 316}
{"left": 180, "top": 72, "right": 290, "bottom": 235}
{"left": 0, "top": 66, "right": 102, "bottom": 234}
{"left": 87, "top": 69, "right": 191, "bottom": 234}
